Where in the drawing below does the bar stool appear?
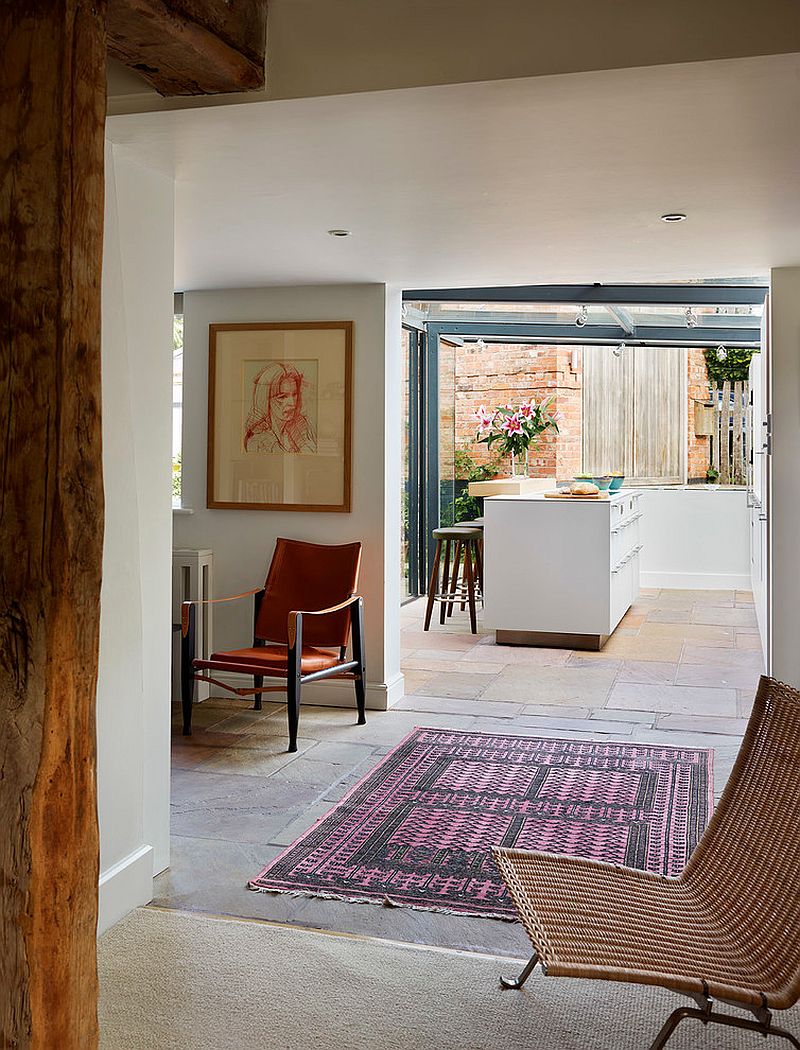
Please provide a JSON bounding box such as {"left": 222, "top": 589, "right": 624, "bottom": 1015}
{"left": 424, "top": 526, "right": 483, "bottom": 634}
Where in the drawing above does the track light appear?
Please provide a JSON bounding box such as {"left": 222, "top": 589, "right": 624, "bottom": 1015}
{"left": 575, "top": 305, "right": 588, "bottom": 327}
{"left": 685, "top": 308, "right": 698, "bottom": 328}
{"left": 716, "top": 345, "right": 728, "bottom": 362}
{"left": 612, "top": 343, "right": 626, "bottom": 357}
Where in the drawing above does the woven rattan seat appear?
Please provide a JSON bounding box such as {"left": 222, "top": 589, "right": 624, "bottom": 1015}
{"left": 494, "top": 675, "right": 800, "bottom": 1049}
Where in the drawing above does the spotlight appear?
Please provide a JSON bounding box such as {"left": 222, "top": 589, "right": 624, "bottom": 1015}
{"left": 685, "top": 307, "right": 699, "bottom": 328}
{"left": 475, "top": 338, "right": 487, "bottom": 348}
{"left": 575, "top": 305, "right": 588, "bottom": 327}
{"left": 716, "top": 345, "right": 728, "bottom": 362}
{"left": 612, "top": 343, "right": 626, "bottom": 358}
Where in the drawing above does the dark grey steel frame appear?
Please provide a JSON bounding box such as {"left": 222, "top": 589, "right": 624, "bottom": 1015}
{"left": 499, "top": 954, "right": 800, "bottom": 1049}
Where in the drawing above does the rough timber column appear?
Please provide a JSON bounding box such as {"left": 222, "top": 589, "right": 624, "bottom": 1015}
{"left": 0, "top": 2, "right": 107, "bottom": 1046}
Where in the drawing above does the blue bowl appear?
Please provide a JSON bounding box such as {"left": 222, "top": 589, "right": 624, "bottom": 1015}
{"left": 592, "top": 475, "right": 612, "bottom": 491}
{"left": 608, "top": 474, "right": 625, "bottom": 491}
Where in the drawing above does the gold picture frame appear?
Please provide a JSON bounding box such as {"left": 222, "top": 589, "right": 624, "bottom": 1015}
{"left": 207, "top": 321, "right": 353, "bottom": 512}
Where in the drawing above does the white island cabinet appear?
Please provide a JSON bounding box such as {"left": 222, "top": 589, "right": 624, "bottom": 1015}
{"left": 483, "top": 490, "right": 643, "bottom": 649}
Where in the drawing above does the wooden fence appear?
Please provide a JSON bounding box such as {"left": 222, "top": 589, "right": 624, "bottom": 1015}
{"left": 709, "top": 380, "right": 749, "bottom": 485}
{"left": 582, "top": 345, "right": 684, "bottom": 484}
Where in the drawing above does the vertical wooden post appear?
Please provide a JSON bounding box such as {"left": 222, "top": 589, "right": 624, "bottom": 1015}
{"left": 720, "top": 379, "right": 732, "bottom": 484}
{"left": 732, "top": 380, "right": 745, "bottom": 485}
{"left": 0, "top": 2, "right": 107, "bottom": 1047}
{"left": 711, "top": 383, "right": 721, "bottom": 479}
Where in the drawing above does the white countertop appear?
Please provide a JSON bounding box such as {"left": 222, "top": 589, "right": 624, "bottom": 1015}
{"left": 486, "top": 488, "right": 636, "bottom": 504}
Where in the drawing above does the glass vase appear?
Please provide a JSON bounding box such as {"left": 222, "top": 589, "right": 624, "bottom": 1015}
{"left": 510, "top": 450, "right": 529, "bottom": 477}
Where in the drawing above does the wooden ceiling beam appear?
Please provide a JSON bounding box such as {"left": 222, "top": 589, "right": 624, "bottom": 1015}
{"left": 107, "top": 0, "right": 267, "bottom": 95}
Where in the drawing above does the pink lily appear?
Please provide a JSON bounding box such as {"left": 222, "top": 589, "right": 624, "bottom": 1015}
{"left": 474, "top": 405, "right": 493, "bottom": 432}
{"left": 500, "top": 413, "right": 524, "bottom": 436}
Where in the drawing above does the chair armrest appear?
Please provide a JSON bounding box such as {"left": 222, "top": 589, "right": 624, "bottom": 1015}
{"left": 286, "top": 594, "right": 363, "bottom": 648}
{"left": 180, "top": 587, "right": 262, "bottom": 637}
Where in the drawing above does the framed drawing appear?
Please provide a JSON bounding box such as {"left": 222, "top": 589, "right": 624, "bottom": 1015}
{"left": 208, "top": 321, "right": 353, "bottom": 512}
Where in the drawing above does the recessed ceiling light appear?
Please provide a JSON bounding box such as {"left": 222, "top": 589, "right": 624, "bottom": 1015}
{"left": 327, "top": 228, "right": 351, "bottom": 237}
{"left": 660, "top": 213, "right": 687, "bottom": 223}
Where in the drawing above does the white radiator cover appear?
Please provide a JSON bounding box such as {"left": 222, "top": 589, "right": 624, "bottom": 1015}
{"left": 172, "top": 548, "right": 213, "bottom": 701}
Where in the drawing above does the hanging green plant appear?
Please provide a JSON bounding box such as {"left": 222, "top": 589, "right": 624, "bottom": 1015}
{"left": 703, "top": 346, "right": 759, "bottom": 384}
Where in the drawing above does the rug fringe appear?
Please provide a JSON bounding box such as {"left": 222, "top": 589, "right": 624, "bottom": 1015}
{"left": 245, "top": 882, "right": 519, "bottom": 923}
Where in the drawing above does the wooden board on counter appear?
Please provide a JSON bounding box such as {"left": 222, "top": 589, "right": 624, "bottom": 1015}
{"left": 468, "top": 476, "right": 555, "bottom": 497}
{"left": 544, "top": 490, "right": 609, "bottom": 500}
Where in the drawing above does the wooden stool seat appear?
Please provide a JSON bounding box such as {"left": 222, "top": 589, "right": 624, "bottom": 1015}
{"left": 424, "top": 527, "right": 483, "bottom": 634}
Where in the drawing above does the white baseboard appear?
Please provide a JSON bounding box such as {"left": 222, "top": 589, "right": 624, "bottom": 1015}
{"left": 98, "top": 844, "right": 153, "bottom": 935}
{"left": 209, "top": 671, "right": 405, "bottom": 712}
{"left": 641, "top": 570, "right": 751, "bottom": 591}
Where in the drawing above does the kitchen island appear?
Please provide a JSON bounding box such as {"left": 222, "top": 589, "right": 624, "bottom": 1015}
{"left": 483, "top": 490, "right": 642, "bottom": 649}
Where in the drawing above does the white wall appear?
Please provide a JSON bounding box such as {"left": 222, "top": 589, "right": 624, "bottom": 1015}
{"left": 173, "top": 284, "right": 403, "bottom": 711}
{"left": 97, "top": 143, "right": 174, "bottom": 932}
{"left": 769, "top": 268, "right": 800, "bottom": 688}
{"left": 637, "top": 487, "right": 751, "bottom": 591}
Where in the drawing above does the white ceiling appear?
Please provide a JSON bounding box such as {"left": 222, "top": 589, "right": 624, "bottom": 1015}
{"left": 107, "top": 54, "right": 800, "bottom": 291}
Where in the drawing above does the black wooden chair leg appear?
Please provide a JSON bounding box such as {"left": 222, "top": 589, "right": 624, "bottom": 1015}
{"left": 180, "top": 603, "right": 196, "bottom": 736}
{"left": 253, "top": 674, "right": 263, "bottom": 710}
{"left": 354, "top": 676, "right": 366, "bottom": 725}
{"left": 351, "top": 597, "right": 367, "bottom": 725}
{"left": 286, "top": 674, "right": 300, "bottom": 752}
{"left": 181, "top": 674, "right": 194, "bottom": 736}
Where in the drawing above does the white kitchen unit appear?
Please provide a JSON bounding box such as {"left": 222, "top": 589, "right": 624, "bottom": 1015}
{"left": 483, "top": 491, "right": 642, "bottom": 649}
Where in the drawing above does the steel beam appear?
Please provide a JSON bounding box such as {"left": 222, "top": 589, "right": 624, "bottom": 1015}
{"left": 426, "top": 321, "right": 759, "bottom": 348}
{"left": 403, "top": 284, "right": 767, "bottom": 307}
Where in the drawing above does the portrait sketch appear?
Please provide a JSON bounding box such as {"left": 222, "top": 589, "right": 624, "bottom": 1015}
{"left": 242, "top": 359, "right": 318, "bottom": 454}
{"left": 208, "top": 322, "right": 352, "bottom": 512}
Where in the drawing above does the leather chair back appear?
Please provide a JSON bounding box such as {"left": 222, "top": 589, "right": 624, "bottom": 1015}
{"left": 256, "top": 537, "right": 362, "bottom": 647}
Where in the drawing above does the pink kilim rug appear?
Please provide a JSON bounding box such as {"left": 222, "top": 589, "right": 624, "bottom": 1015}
{"left": 248, "top": 727, "right": 713, "bottom": 920}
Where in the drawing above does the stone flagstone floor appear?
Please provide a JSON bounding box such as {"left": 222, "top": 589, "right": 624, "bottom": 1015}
{"left": 157, "top": 588, "right": 762, "bottom": 958}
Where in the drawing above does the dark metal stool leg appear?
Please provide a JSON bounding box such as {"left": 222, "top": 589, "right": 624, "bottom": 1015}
{"left": 500, "top": 953, "right": 539, "bottom": 990}
{"left": 474, "top": 538, "right": 484, "bottom": 597}
{"left": 464, "top": 539, "right": 477, "bottom": 634}
{"left": 423, "top": 539, "right": 442, "bottom": 631}
{"left": 447, "top": 540, "right": 462, "bottom": 617}
{"left": 439, "top": 538, "right": 452, "bottom": 625}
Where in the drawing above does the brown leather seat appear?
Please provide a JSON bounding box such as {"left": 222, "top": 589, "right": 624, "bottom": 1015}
{"left": 200, "top": 645, "right": 341, "bottom": 675}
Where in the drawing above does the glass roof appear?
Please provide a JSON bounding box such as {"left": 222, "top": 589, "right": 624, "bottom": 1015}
{"left": 407, "top": 301, "right": 763, "bottom": 327}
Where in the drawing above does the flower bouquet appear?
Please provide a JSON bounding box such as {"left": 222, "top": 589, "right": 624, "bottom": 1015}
{"left": 474, "top": 398, "right": 560, "bottom": 476}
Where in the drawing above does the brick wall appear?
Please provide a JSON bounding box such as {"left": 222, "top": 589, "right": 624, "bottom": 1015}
{"left": 449, "top": 343, "right": 582, "bottom": 481}
{"left": 687, "top": 347, "right": 712, "bottom": 481}
{"left": 446, "top": 342, "right": 712, "bottom": 483}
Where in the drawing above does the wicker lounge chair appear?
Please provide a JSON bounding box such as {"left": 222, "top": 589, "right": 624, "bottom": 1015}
{"left": 493, "top": 675, "right": 800, "bottom": 1049}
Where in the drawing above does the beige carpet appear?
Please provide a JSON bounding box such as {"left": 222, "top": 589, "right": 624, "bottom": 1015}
{"left": 99, "top": 907, "right": 798, "bottom": 1049}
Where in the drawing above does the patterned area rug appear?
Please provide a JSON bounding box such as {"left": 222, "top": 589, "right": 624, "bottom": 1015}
{"left": 249, "top": 728, "right": 713, "bottom": 920}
